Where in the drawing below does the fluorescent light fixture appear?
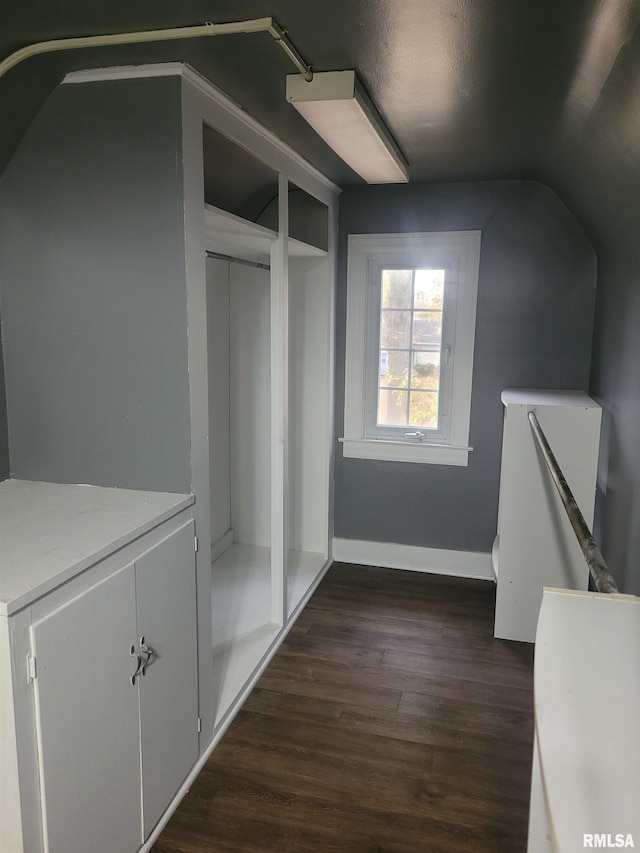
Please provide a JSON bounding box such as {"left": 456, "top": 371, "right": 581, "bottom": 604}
{"left": 286, "top": 70, "right": 409, "bottom": 184}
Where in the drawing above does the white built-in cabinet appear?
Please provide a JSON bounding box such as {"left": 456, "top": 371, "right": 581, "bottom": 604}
{"left": 0, "top": 62, "right": 338, "bottom": 853}
{"left": 0, "top": 481, "right": 197, "bottom": 853}
{"left": 184, "top": 67, "right": 338, "bottom": 732}
{"left": 203, "top": 205, "right": 333, "bottom": 722}
{"left": 493, "top": 389, "right": 602, "bottom": 642}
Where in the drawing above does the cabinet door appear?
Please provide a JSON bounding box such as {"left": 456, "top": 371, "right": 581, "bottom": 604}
{"left": 135, "top": 520, "right": 199, "bottom": 838}
{"left": 31, "top": 563, "right": 142, "bottom": 853}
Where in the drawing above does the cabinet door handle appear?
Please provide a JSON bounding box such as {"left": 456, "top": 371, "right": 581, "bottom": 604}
{"left": 130, "top": 645, "right": 144, "bottom": 685}
{"left": 140, "top": 643, "right": 155, "bottom": 676}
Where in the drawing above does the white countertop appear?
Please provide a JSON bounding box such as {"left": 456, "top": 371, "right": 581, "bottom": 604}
{"left": 0, "top": 479, "right": 193, "bottom": 616}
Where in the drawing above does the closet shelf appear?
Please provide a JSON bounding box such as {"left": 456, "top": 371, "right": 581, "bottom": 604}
{"left": 204, "top": 204, "right": 275, "bottom": 263}
{"left": 288, "top": 238, "right": 327, "bottom": 259}
{"left": 204, "top": 203, "right": 326, "bottom": 264}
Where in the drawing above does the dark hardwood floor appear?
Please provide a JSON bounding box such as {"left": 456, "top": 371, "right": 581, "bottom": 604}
{"left": 153, "top": 563, "right": 535, "bottom": 853}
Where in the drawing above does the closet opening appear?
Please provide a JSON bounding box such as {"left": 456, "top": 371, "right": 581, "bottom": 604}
{"left": 202, "top": 123, "right": 333, "bottom": 728}
{"left": 207, "top": 252, "right": 275, "bottom": 724}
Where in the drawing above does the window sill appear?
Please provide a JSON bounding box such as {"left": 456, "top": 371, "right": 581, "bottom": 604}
{"left": 339, "top": 437, "right": 471, "bottom": 466}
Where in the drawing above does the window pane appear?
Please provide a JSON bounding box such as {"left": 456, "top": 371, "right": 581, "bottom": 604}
{"left": 414, "top": 269, "right": 445, "bottom": 309}
{"left": 381, "top": 269, "right": 412, "bottom": 308}
{"left": 381, "top": 310, "right": 411, "bottom": 348}
{"left": 411, "top": 351, "right": 440, "bottom": 389}
{"left": 409, "top": 391, "right": 439, "bottom": 428}
{"left": 378, "top": 390, "right": 408, "bottom": 426}
{"left": 380, "top": 350, "right": 409, "bottom": 389}
{"left": 412, "top": 311, "right": 442, "bottom": 348}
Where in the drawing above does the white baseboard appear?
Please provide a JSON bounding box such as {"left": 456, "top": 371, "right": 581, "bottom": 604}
{"left": 332, "top": 537, "right": 494, "bottom": 581}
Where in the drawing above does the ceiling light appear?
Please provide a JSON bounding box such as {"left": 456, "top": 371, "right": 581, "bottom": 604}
{"left": 286, "top": 70, "right": 409, "bottom": 184}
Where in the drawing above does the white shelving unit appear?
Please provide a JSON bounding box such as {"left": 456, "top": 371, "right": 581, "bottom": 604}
{"left": 493, "top": 389, "right": 602, "bottom": 643}
{"left": 203, "top": 233, "right": 332, "bottom": 722}
{"left": 178, "top": 62, "right": 341, "bottom": 765}
{"left": 199, "top": 139, "right": 335, "bottom": 733}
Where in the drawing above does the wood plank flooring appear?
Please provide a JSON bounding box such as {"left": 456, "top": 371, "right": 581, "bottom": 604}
{"left": 153, "top": 563, "right": 535, "bottom": 853}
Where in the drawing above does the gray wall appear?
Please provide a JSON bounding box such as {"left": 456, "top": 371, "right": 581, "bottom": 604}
{"left": 0, "top": 319, "right": 8, "bottom": 480}
{"left": 0, "top": 76, "right": 192, "bottom": 493}
{"left": 541, "top": 23, "right": 640, "bottom": 595}
{"left": 334, "top": 180, "right": 596, "bottom": 553}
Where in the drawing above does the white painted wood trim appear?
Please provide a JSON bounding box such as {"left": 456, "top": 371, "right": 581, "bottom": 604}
{"left": 0, "top": 617, "right": 25, "bottom": 853}
{"left": 343, "top": 236, "right": 369, "bottom": 442}
{"left": 343, "top": 231, "right": 480, "bottom": 464}
{"left": 447, "top": 231, "right": 481, "bottom": 449}
{"left": 64, "top": 63, "right": 187, "bottom": 83}
{"left": 269, "top": 173, "right": 289, "bottom": 627}
{"left": 332, "top": 538, "right": 494, "bottom": 581}
{"left": 324, "top": 204, "right": 339, "bottom": 564}
{"left": 184, "top": 70, "right": 339, "bottom": 206}
{"left": 501, "top": 388, "right": 599, "bottom": 408}
{"left": 5, "top": 607, "right": 42, "bottom": 853}
{"left": 180, "top": 79, "right": 216, "bottom": 742}
{"left": 339, "top": 437, "right": 471, "bottom": 466}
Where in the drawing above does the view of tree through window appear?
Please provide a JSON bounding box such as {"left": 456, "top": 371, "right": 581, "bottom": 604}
{"left": 378, "top": 268, "right": 445, "bottom": 429}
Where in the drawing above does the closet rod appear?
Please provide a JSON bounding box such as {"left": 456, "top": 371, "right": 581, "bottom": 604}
{"left": 206, "top": 251, "right": 270, "bottom": 271}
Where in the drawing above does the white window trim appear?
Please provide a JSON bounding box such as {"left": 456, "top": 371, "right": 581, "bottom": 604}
{"left": 341, "top": 231, "right": 481, "bottom": 466}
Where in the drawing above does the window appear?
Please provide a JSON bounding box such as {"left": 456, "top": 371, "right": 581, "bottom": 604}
{"left": 341, "top": 231, "right": 481, "bottom": 465}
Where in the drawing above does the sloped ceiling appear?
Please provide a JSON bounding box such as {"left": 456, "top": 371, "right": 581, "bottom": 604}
{"left": 0, "top": 0, "right": 636, "bottom": 189}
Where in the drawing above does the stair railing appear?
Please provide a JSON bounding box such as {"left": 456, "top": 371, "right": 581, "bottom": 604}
{"left": 527, "top": 410, "right": 618, "bottom": 594}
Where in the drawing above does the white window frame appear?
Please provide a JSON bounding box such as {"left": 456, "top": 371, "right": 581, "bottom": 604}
{"left": 341, "top": 231, "right": 481, "bottom": 466}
